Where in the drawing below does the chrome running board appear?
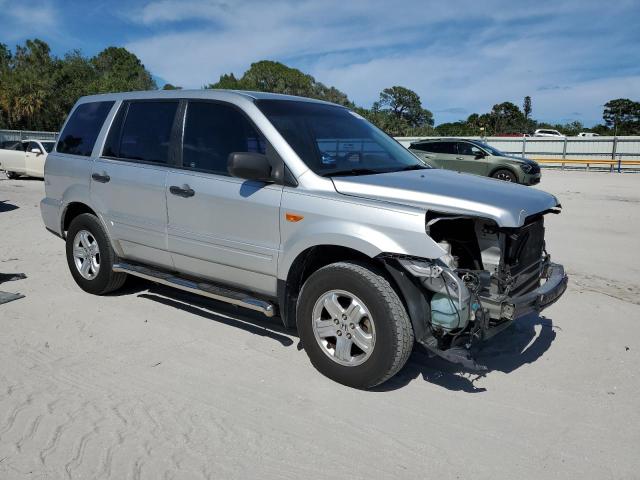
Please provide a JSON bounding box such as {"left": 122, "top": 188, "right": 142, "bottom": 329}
{"left": 113, "top": 262, "right": 276, "bottom": 317}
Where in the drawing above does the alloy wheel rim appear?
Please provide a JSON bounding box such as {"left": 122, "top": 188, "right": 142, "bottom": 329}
{"left": 311, "top": 289, "right": 376, "bottom": 367}
{"left": 73, "top": 229, "right": 100, "bottom": 280}
{"left": 496, "top": 172, "right": 513, "bottom": 182}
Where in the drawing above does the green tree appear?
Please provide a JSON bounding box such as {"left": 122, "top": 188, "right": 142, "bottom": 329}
{"left": 208, "top": 60, "right": 352, "bottom": 106}
{"left": 523, "top": 96, "right": 532, "bottom": 119}
{"left": 603, "top": 98, "right": 640, "bottom": 135}
{"left": 488, "top": 102, "right": 526, "bottom": 134}
{"left": 49, "top": 50, "right": 99, "bottom": 128}
{"left": 369, "top": 86, "right": 433, "bottom": 136}
{"left": 90, "top": 47, "right": 156, "bottom": 92}
{"left": 0, "top": 43, "right": 11, "bottom": 127}
{"left": 0, "top": 39, "right": 56, "bottom": 129}
{"left": 162, "top": 83, "right": 182, "bottom": 90}
{"left": 0, "top": 40, "right": 156, "bottom": 131}
{"left": 210, "top": 73, "right": 241, "bottom": 89}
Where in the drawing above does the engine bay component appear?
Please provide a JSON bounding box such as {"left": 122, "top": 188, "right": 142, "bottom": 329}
{"left": 391, "top": 212, "right": 567, "bottom": 371}
{"left": 430, "top": 292, "right": 469, "bottom": 330}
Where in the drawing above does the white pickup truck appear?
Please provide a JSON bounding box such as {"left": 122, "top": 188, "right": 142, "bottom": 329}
{"left": 0, "top": 139, "right": 55, "bottom": 179}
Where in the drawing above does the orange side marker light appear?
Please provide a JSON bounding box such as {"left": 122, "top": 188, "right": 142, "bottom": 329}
{"left": 285, "top": 212, "right": 304, "bottom": 222}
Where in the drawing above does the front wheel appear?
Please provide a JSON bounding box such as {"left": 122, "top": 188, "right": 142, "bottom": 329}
{"left": 492, "top": 169, "right": 517, "bottom": 182}
{"left": 297, "top": 261, "right": 414, "bottom": 388}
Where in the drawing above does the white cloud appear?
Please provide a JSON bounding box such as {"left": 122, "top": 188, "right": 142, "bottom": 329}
{"left": 123, "top": 0, "right": 640, "bottom": 125}
{"left": 0, "top": 0, "right": 57, "bottom": 40}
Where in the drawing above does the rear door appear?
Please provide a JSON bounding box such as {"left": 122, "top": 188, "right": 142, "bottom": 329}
{"left": 409, "top": 143, "right": 440, "bottom": 167}
{"left": 91, "top": 100, "right": 179, "bottom": 269}
{"left": 452, "top": 141, "right": 490, "bottom": 176}
{"left": 426, "top": 141, "right": 457, "bottom": 169}
{"left": 1, "top": 141, "right": 27, "bottom": 174}
{"left": 166, "top": 100, "right": 283, "bottom": 296}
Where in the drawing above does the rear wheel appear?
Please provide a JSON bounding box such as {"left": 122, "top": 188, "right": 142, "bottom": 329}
{"left": 65, "top": 213, "right": 126, "bottom": 295}
{"left": 5, "top": 171, "right": 19, "bottom": 179}
{"left": 492, "top": 169, "right": 517, "bottom": 182}
{"left": 297, "top": 261, "right": 414, "bottom": 388}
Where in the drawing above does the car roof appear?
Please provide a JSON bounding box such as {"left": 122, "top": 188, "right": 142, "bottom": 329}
{"left": 75, "top": 89, "right": 339, "bottom": 106}
{"left": 411, "top": 138, "right": 478, "bottom": 144}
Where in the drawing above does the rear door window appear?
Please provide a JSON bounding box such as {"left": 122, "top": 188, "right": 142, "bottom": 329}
{"left": 426, "top": 142, "right": 456, "bottom": 154}
{"left": 57, "top": 101, "right": 114, "bottom": 156}
{"left": 114, "top": 101, "right": 179, "bottom": 164}
{"left": 181, "top": 101, "right": 266, "bottom": 175}
{"left": 411, "top": 143, "right": 433, "bottom": 152}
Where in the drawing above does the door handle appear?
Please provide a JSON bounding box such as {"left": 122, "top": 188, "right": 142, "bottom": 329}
{"left": 456, "top": 157, "right": 464, "bottom": 160}
{"left": 91, "top": 172, "right": 110, "bottom": 183}
{"left": 169, "top": 185, "right": 195, "bottom": 198}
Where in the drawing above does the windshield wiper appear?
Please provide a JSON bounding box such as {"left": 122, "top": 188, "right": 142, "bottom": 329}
{"left": 393, "top": 164, "right": 430, "bottom": 172}
{"left": 320, "top": 168, "right": 382, "bottom": 177}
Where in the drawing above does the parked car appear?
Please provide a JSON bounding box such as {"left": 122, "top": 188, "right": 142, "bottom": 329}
{"left": 533, "top": 129, "right": 564, "bottom": 137}
{"left": 0, "top": 139, "right": 55, "bottom": 179}
{"left": 408, "top": 138, "right": 541, "bottom": 185}
{"left": 577, "top": 132, "right": 600, "bottom": 137}
{"left": 41, "top": 90, "right": 567, "bottom": 388}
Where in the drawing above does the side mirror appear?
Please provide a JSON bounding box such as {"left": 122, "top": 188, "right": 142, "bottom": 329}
{"left": 31, "top": 148, "right": 42, "bottom": 155}
{"left": 474, "top": 151, "right": 486, "bottom": 159}
{"left": 227, "top": 152, "right": 273, "bottom": 182}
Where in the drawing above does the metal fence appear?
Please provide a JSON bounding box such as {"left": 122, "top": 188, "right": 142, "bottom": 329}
{"left": 0, "top": 129, "right": 58, "bottom": 143}
{"left": 395, "top": 136, "right": 640, "bottom": 168}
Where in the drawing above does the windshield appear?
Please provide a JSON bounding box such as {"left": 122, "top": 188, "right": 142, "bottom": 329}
{"left": 470, "top": 141, "right": 504, "bottom": 156}
{"left": 41, "top": 141, "right": 55, "bottom": 153}
{"left": 255, "top": 99, "right": 427, "bottom": 176}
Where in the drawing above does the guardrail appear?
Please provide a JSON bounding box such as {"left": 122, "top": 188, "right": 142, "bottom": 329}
{"left": 535, "top": 158, "right": 640, "bottom": 172}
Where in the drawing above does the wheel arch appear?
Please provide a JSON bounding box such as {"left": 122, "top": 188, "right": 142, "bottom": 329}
{"left": 278, "top": 245, "right": 374, "bottom": 329}
{"left": 277, "top": 246, "right": 430, "bottom": 345}
{"left": 61, "top": 202, "right": 98, "bottom": 236}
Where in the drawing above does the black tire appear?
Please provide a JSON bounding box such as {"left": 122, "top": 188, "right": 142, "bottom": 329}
{"left": 492, "top": 169, "right": 517, "bottom": 182}
{"left": 297, "top": 261, "right": 414, "bottom": 389}
{"left": 65, "top": 213, "right": 126, "bottom": 295}
{"left": 5, "top": 171, "right": 19, "bottom": 179}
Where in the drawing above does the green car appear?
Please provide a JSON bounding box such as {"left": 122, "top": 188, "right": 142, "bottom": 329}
{"left": 408, "top": 138, "right": 541, "bottom": 185}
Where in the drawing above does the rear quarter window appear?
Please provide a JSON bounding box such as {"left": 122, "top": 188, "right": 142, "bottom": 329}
{"left": 57, "top": 101, "right": 114, "bottom": 156}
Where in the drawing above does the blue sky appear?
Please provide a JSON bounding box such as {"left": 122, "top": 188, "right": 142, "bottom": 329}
{"left": 2, "top": 0, "right": 639, "bottom": 126}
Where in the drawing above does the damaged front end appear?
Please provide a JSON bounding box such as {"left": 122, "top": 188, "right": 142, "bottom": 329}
{"left": 382, "top": 211, "right": 568, "bottom": 371}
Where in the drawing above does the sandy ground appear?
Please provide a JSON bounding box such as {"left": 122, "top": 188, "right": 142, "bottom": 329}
{"left": 0, "top": 170, "right": 638, "bottom": 480}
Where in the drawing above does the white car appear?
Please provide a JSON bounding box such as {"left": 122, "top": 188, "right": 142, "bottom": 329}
{"left": 0, "top": 139, "right": 55, "bottom": 179}
{"left": 533, "top": 129, "right": 564, "bottom": 137}
{"left": 577, "top": 132, "right": 600, "bottom": 137}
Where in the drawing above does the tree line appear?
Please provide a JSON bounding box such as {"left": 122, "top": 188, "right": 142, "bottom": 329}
{"left": 1, "top": 39, "right": 639, "bottom": 136}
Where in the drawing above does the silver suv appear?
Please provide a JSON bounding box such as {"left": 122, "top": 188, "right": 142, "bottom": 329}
{"left": 41, "top": 90, "right": 568, "bottom": 388}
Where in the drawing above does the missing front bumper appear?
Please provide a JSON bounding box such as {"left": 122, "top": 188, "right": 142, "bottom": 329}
{"left": 483, "top": 263, "right": 568, "bottom": 321}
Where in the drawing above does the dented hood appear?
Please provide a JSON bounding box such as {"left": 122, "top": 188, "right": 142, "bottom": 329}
{"left": 331, "top": 168, "right": 559, "bottom": 227}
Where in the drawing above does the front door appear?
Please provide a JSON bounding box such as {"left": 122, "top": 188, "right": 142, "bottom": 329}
{"left": 25, "top": 141, "right": 45, "bottom": 177}
{"left": 166, "top": 100, "right": 283, "bottom": 296}
{"left": 451, "top": 141, "right": 490, "bottom": 176}
{"left": 90, "top": 100, "right": 180, "bottom": 269}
